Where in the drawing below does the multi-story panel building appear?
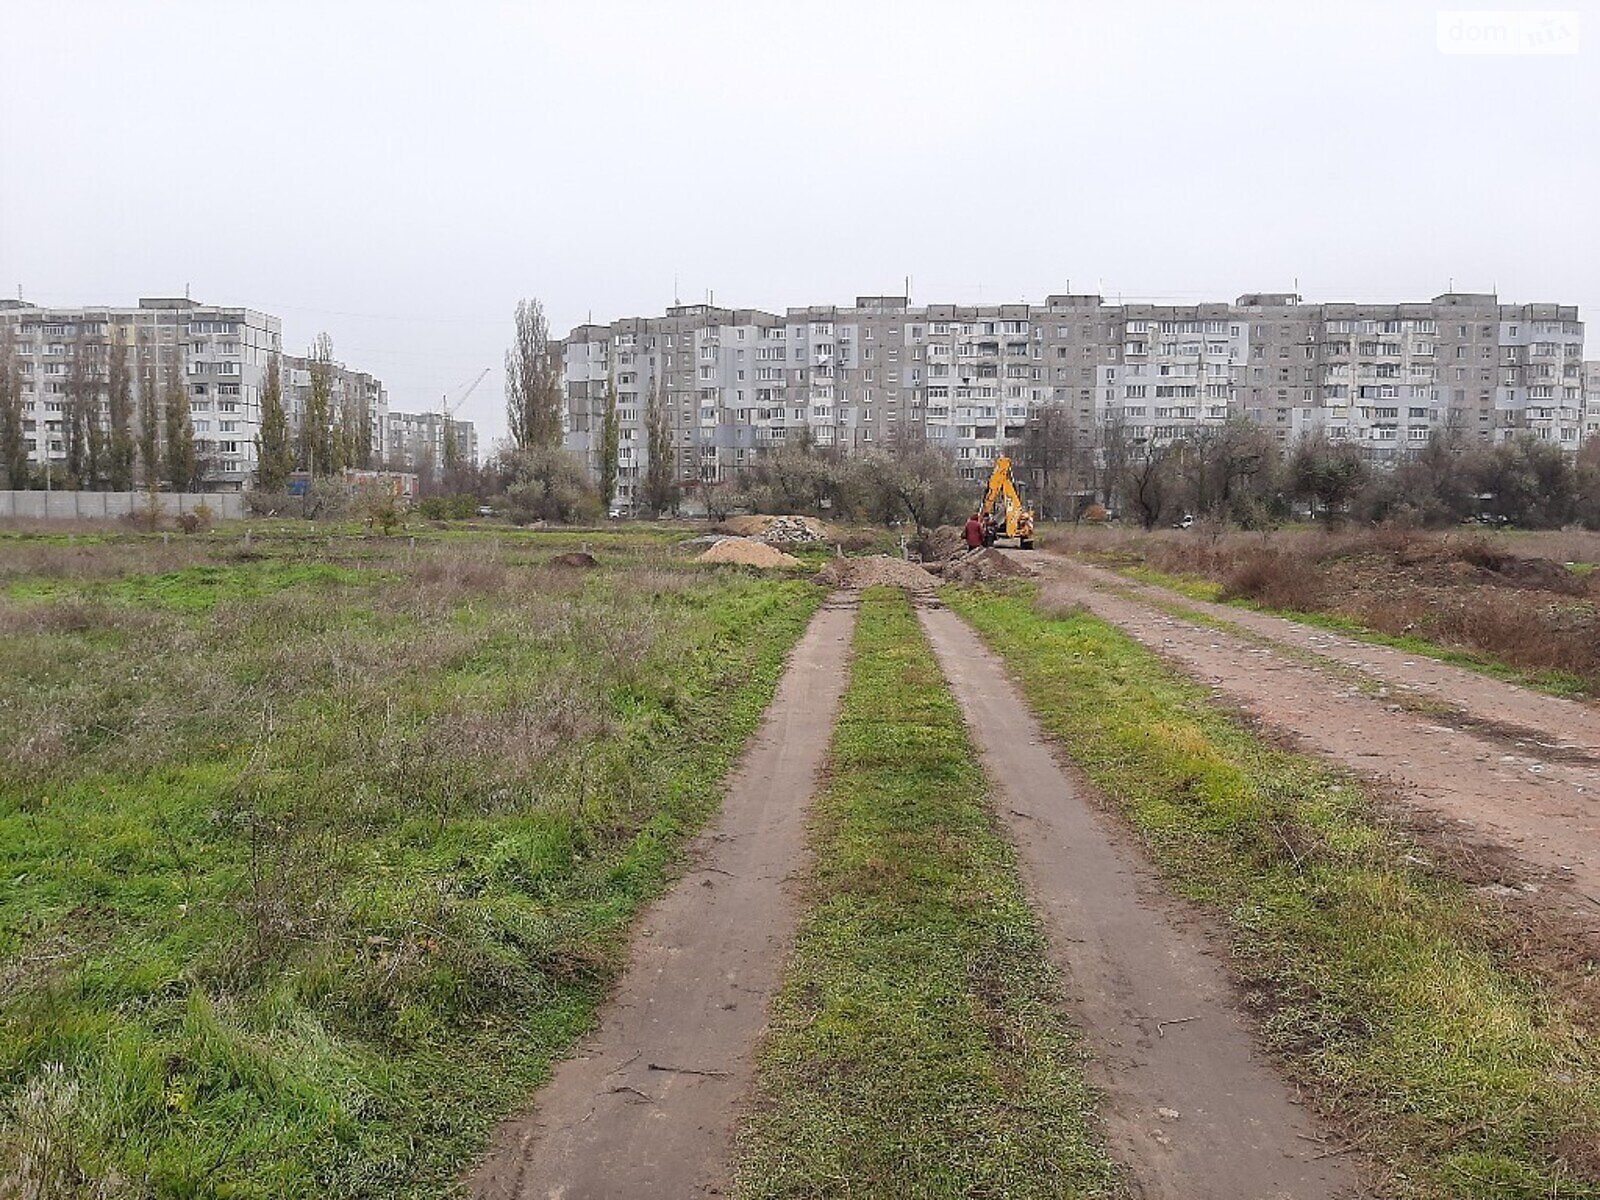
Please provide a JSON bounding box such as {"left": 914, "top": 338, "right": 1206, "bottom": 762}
{"left": 384, "top": 410, "right": 479, "bottom": 473}
{"left": 281, "top": 352, "right": 388, "bottom": 468}
{"left": 0, "top": 296, "right": 393, "bottom": 489}
{"left": 0, "top": 296, "right": 281, "bottom": 489}
{"left": 558, "top": 291, "right": 1586, "bottom": 508}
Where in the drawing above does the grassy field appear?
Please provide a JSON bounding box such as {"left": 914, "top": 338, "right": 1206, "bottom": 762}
{"left": 946, "top": 582, "right": 1600, "bottom": 1199}
{"left": 734, "top": 589, "right": 1120, "bottom": 1199}
{"left": 0, "top": 529, "right": 819, "bottom": 1198}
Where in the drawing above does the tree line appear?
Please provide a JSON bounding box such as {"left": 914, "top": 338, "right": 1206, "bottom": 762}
{"left": 0, "top": 321, "right": 199, "bottom": 491}
{"left": 253, "top": 333, "right": 377, "bottom": 493}
{"left": 1008, "top": 413, "right": 1600, "bottom": 531}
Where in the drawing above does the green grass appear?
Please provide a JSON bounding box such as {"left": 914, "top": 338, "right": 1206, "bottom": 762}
{"left": 945, "top": 583, "right": 1600, "bottom": 1199}
{"left": 734, "top": 588, "right": 1120, "bottom": 1200}
{"left": 0, "top": 537, "right": 821, "bottom": 1198}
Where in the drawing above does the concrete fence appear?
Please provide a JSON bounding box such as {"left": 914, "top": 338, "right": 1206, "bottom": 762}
{"left": 0, "top": 490, "right": 246, "bottom": 521}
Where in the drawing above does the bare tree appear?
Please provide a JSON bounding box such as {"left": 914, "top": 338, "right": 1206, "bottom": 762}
{"left": 505, "top": 299, "right": 563, "bottom": 449}
{"left": 1123, "top": 442, "right": 1177, "bottom": 531}
{"left": 1096, "top": 414, "right": 1131, "bottom": 511}
{"left": 1016, "top": 402, "right": 1084, "bottom": 520}
{"left": 866, "top": 431, "right": 965, "bottom": 541}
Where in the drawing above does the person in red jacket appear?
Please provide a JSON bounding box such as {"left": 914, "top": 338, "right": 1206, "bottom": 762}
{"left": 964, "top": 512, "right": 984, "bottom": 550}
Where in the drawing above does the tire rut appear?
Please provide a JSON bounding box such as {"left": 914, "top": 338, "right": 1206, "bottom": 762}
{"left": 920, "top": 606, "right": 1362, "bottom": 1200}
{"left": 1036, "top": 556, "right": 1600, "bottom": 914}
{"left": 466, "top": 600, "right": 859, "bottom": 1199}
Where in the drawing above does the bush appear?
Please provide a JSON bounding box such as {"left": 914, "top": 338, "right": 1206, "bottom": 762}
{"left": 1218, "top": 547, "right": 1324, "bottom": 611}
{"left": 416, "top": 495, "right": 478, "bottom": 521}
{"left": 494, "top": 446, "right": 601, "bottom": 525}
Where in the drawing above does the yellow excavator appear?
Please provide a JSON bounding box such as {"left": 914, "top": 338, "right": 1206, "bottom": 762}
{"left": 979, "top": 456, "right": 1035, "bottom": 550}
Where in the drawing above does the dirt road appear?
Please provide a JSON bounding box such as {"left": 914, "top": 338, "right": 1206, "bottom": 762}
{"left": 920, "top": 607, "right": 1361, "bottom": 1199}
{"left": 468, "top": 599, "right": 858, "bottom": 1200}
{"left": 1077, "top": 557, "right": 1600, "bottom": 756}
{"left": 1035, "top": 556, "right": 1600, "bottom": 909}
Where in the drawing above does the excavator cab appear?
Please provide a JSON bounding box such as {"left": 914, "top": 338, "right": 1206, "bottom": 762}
{"left": 978, "top": 456, "right": 1036, "bottom": 550}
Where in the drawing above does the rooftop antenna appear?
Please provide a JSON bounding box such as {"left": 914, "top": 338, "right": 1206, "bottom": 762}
{"left": 185, "top": 282, "right": 190, "bottom": 300}
{"left": 673, "top": 270, "right": 679, "bottom": 305}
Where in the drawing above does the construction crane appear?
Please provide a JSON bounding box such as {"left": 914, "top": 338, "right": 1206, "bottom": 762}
{"left": 441, "top": 367, "right": 491, "bottom": 421}
{"left": 438, "top": 368, "right": 490, "bottom": 467}
{"left": 978, "top": 455, "right": 1036, "bottom": 549}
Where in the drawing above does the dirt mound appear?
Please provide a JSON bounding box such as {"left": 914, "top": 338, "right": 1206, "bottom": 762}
{"left": 697, "top": 538, "right": 802, "bottom": 568}
{"left": 923, "top": 524, "right": 967, "bottom": 562}
{"left": 943, "top": 547, "right": 1032, "bottom": 584}
{"left": 716, "top": 514, "right": 841, "bottom": 545}
{"left": 814, "top": 555, "right": 937, "bottom": 592}
{"left": 549, "top": 551, "right": 599, "bottom": 568}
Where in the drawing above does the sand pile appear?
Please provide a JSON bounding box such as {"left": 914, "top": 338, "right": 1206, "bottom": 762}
{"left": 943, "top": 547, "right": 1032, "bottom": 584}
{"left": 814, "top": 555, "right": 937, "bottom": 592}
{"left": 697, "top": 537, "right": 802, "bottom": 568}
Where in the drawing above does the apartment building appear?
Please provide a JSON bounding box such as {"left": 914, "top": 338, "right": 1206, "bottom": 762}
{"left": 1585, "top": 361, "right": 1600, "bottom": 443}
{"left": 0, "top": 297, "right": 389, "bottom": 490}
{"left": 0, "top": 296, "right": 280, "bottom": 489}
{"left": 559, "top": 292, "right": 1585, "bottom": 508}
{"left": 384, "top": 410, "right": 479, "bottom": 473}
{"left": 281, "top": 352, "right": 388, "bottom": 467}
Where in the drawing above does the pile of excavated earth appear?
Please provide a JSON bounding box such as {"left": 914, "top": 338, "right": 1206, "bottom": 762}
{"left": 813, "top": 555, "right": 937, "bottom": 591}
{"left": 940, "top": 546, "right": 1033, "bottom": 584}
{"left": 718, "top": 513, "right": 842, "bottom": 544}
{"left": 697, "top": 538, "right": 803, "bottom": 568}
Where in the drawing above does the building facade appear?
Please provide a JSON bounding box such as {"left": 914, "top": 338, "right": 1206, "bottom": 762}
{"left": 559, "top": 292, "right": 1586, "bottom": 510}
{"left": 281, "top": 352, "right": 388, "bottom": 470}
{"left": 0, "top": 296, "right": 281, "bottom": 489}
{"left": 0, "top": 297, "right": 388, "bottom": 490}
{"left": 384, "top": 410, "right": 479, "bottom": 475}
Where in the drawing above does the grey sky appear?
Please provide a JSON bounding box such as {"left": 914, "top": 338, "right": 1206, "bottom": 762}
{"left": 2, "top": 0, "right": 1595, "bottom": 448}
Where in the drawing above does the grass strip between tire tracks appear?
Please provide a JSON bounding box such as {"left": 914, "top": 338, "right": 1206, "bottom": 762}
{"left": 734, "top": 587, "right": 1120, "bottom": 1200}
{"left": 946, "top": 581, "right": 1600, "bottom": 1200}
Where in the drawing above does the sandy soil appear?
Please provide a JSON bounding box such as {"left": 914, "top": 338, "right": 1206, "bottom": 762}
{"left": 921, "top": 607, "right": 1361, "bottom": 1199}
{"left": 1034, "top": 555, "right": 1600, "bottom": 914}
{"left": 466, "top": 599, "right": 858, "bottom": 1199}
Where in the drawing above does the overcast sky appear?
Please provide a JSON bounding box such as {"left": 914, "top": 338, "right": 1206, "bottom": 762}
{"left": 2, "top": 0, "right": 1594, "bottom": 447}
